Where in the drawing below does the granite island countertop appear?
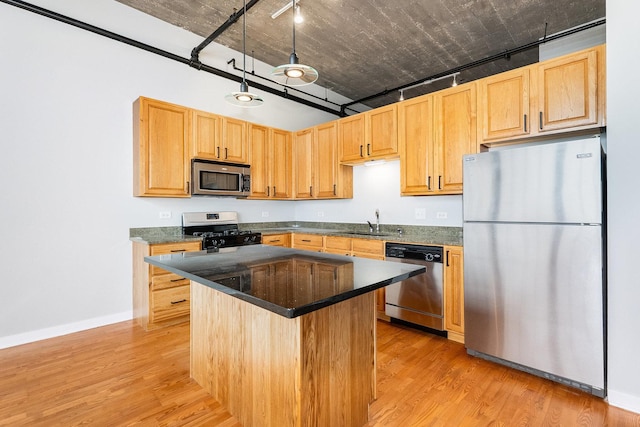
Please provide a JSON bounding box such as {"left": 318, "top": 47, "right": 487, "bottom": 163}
{"left": 144, "top": 245, "right": 425, "bottom": 318}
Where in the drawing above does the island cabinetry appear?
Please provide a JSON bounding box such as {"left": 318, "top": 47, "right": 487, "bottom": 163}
{"left": 261, "top": 233, "right": 291, "bottom": 247}
{"left": 339, "top": 105, "right": 399, "bottom": 164}
{"left": 132, "top": 240, "right": 201, "bottom": 330}
{"left": 433, "top": 82, "right": 477, "bottom": 194}
{"left": 191, "top": 283, "right": 375, "bottom": 427}
{"left": 293, "top": 124, "right": 352, "bottom": 200}
{"left": 443, "top": 245, "right": 464, "bottom": 343}
{"left": 133, "top": 97, "right": 191, "bottom": 197}
{"left": 249, "top": 124, "right": 293, "bottom": 199}
{"left": 351, "top": 238, "right": 386, "bottom": 315}
{"left": 291, "top": 233, "right": 324, "bottom": 251}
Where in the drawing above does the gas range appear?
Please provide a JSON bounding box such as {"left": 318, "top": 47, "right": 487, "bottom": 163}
{"left": 182, "top": 211, "right": 261, "bottom": 250}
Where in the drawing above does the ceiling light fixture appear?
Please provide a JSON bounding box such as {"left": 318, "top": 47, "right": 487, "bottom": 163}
{"left": 271, "top": 1, "right": 318, "bottom": 86}
{"left": 225, "top": 0, "right": 264, "bottom": 107}
{"left": 294, "top": 5, "right": 303, "bottom": 24}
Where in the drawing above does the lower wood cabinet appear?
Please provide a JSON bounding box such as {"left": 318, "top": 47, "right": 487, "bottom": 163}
{"left": 444, "top": 245, "right": 464, "bottom": 343}
{"left": 132, "top": 240, "right": 201, "bottom": 330}
{"left": 291, "top": 233, "right": 324, "bottom": 252}
{"left": 261, "top": 233, "right": 291, "bottom": 247}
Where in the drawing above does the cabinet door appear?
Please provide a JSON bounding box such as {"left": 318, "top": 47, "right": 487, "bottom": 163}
{"left": 366, "top": 104, "right": 398, "bottom": 158}
{"left": 192, "top": 109, "right": 222, "bottom": 159}
{"left": 134, "top": 97, "right": 191, "bottom": 197}
{"left": 324, "top": 236, "right": 352, "bottom": 256}
{"left": 479, "top": 67, "right": 531, "bottom": 142}
{"left": 293, "top": 128, "right": 314, "bottom": 199}
{"left": 271, "top": 128, "right": 293, "bottom": 199}
{"left": 351, "top": 238, "right": 384, "bottom": 259}
{"left": 249, "top": 124, "right": 270, "bottom": 198}
{"left": 338, "top": 114, "right": 366, "bottom": 163}
{"left": 262, "top": 233, "right": 291, "bottom": 247}
{"left": 444, "top": 246, "right": 464, "bottom": 342}
{"left": 222, "top": 117, "right": 248, "bottom": 163}
{"left": 292, "top": 233, "right": 323, "bottom": 251}
{"left": 537, "top": 48, "right": 598, "bottom": 132}
{"left": 315, "top": 122, "right": 340, "bottom": 198}
{"left": 399, "top": 94, "right": 435, "bottom": 195}
{"left": 434, "top": 83, "right": 477, "bottom": 194}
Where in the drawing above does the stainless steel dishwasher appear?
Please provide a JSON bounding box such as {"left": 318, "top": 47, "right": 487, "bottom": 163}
{"left": 384, "top": 243, "right": 444, "bottom": 331}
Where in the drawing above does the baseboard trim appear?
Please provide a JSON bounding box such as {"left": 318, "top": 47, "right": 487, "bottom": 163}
{"left": 607, "top": 389, "right": 640, "bottom": 415}
{"left": 0, "top": 311, "right": 133, "bottom": 350}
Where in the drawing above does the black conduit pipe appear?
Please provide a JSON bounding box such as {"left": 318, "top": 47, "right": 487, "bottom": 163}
{"left": 1, "top": 0, "right": 342, "bottom": 116}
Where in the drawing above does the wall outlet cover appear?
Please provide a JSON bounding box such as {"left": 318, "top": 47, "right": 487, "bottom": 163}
{"left": 415, "top": 208, "right": 426, "bottom": 219}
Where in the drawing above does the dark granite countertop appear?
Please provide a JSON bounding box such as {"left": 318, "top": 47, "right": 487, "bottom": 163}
{"left": 144, "top": 245, "right": 425, "bottom": 318}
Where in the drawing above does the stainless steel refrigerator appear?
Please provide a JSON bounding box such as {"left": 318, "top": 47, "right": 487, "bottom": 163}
{"left": 462, "top": 136, "right": 606, "bottom": 397}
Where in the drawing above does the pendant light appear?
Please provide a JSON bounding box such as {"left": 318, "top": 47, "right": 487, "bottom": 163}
{"left": 271, "top": 1, "right": 318, "bottom": 86}
{"left": 225, "top": 0, "right": 264, "bottom": 107}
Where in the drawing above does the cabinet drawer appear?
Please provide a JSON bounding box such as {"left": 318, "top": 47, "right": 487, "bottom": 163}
{"left": 149, "top": 241, "right": 201, "bottom": 275}
{"left": 151, "top": 273, "right": 190, "bottom": 291}
{"left": 351, "top": 238, "right": 384, "bottom": 258}
{"left": 292, "top": 233, "right": 324, "bottom": 250}
{"left": 150, "top": 285, "right": 190, "bottom": 323}
{"left": 263, "top": 233, "right": 291, "bottom": 247}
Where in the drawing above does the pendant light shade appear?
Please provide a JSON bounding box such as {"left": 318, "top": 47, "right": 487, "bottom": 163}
{"left": 225, "top": 0, "right": 264, "bottom": 107}
{"left": 271, "top": 1, "right": 318, "bottom": 86}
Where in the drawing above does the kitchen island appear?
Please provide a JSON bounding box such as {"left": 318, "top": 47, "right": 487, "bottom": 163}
{"left": 145, "top": 245, "right": 424, "bottom": 427}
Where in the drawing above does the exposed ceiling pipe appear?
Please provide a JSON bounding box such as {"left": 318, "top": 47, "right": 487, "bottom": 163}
{"left": 2, "top": 0, "right": 342, "bottom": 116}
{"left": 190, "top": 0, "right": 262, "bottom": 67}
{"left": 340, "top": 18, "right": 606, "bottom": 113}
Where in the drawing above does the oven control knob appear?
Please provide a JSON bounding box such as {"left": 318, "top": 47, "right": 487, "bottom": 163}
{"left": 425, "top": 253, "right": 434, "bottom": 261}
{"left": 219, "top": 238, "right": 226, "bottom": 246}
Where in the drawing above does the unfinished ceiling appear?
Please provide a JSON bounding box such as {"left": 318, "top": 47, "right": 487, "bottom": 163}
{"left": 115, "top": 0, "right": 605, "bottom": 110}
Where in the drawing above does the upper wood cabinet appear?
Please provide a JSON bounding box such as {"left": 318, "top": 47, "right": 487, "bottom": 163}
{"left": 133, "top": 97, "right": 191, "bottom": 197}
{"left": 434, "top": 82, "right": 477, "bottom": 194}
{"left": 536, "top": 46, "right": 602, "bottom": 133}
{"left": 399, "top": 94, "right": 435, "bottom": 195}
{"left": 478, "top": 67, "right": 531, "bottom": 142}
{"left": 294, "top": 124, "right": 353, "bottom": 199}
{"left": 249, "top": 124, "right": 292, "bottom": 199}
{"left": 191, "top": 112, "right": 248, "bottom": 164}
{"left": 339, "top": 104, "right": 398, "bottom": 164}
{"left": 479, "top": 45, "right": 605, "bottom": 146}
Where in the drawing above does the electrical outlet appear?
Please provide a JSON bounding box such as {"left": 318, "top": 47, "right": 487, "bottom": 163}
{"left": 317, "top": 211, "right": 325, "bottom": 217}
{"left": 436, "top": 211, "right": 448, "bottom": 219}
{"left": 415, "top": 208, "right": 426, "bottom": 219}
{"left": 159, "top": 211, "right": 171, "bottom": 219}
{"left": 261, "top": 211, "right": 269, "bottom": 217}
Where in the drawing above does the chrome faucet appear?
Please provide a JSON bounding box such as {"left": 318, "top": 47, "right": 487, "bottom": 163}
{"left": 375, "top": 209, "right": 380, "bottom": 233}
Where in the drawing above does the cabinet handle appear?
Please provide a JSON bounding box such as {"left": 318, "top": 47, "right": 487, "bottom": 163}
{"left": 225, "top": 147, "right": 228, "bottom": 159}
{"left": 333, "top": 184, "right": 337, "bottom": 196}
{"left": 186, "top": 181, "right": 190, "bottom": 194}
{"left": 310, "top": 186, "right": 313, "bottom": 196}
{"left": 359, "top": 145, "right": 363, "bottom": 157}
{"left": 446, "top": 250, "right": 450, "bottom": 267}
{"left": 302, "top": 239, "right": 311, "bottom": 242}
{"left": 170, "top": 299, "right": 187, "bottom": 305}
{"left": 268, "top": 239, "right": 281, "bottom": 243}
{"left": 170, "top": 249, "right": 187, "bottom": 252}
{"left": 367, "top": 143, "right": 371, "bottom": 156}
{"left": 523, "top": 114, "right": 527, "bottom": 132}
{"left": 216, "top": 147, "right": 220, "bottom": 158}
{"left": 427, "top": 176, "right": 431, "bottom": 190}
{"left": 170, "top": 277, "right": 185, "bottom": 282}
{"left": 438, "top": 176, "right": 442, "bottom": 190}
{"left": 539, "top": 111, "right": 543, "bottom": 130}
{"left": 273, "top": 186, "right": 276, "bottom": 196}
{"left": 266, "top": 186, "right": 270, "bottom": 196}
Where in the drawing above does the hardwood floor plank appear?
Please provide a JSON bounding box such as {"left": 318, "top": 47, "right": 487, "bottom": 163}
{"left": 1, "top": 319, "right": 639, "bottom": 426}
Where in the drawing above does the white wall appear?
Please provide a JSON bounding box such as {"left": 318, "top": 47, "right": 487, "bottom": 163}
{"left": 605, "top": 0, "right": 640, "bottom": 413}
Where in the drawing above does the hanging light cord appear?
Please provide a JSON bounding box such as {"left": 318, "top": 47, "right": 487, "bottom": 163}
{"left": 291, "top": 1, "right": 296, "bottom": 56}
{"left": 242, "top": 0, "right": 247, "bottom": 84}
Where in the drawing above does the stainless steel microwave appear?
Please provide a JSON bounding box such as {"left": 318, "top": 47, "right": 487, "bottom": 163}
{"left": 191, "top": 159, "right": 250, "bottom": 197}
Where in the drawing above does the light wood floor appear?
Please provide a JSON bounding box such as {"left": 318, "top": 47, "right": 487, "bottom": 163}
{"left": 1, "top": 319, "right": 638, "bottom": 426}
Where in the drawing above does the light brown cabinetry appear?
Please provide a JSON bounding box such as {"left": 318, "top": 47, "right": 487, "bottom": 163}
{"left": 133, "top": 97, "right": 191, "bottom": 197}
{"left": 293, "top": 125, "right": 353, "bottom": 199}
{"left": 221, "top": 117, "right": 249, "bottom": 164}
{"left": 261, "top": 233, "right": 291, "bottom": 247}
{"left": 399, "top": 82, "right": 476, "bottom": 196}
{"left": 249, "top": 125, "right": 293, "bottom": 199}
{"left": 443, "top": 245, "right": 464, "bottom": 343}
{"left": 291, "top": 233, "right": 324, "bottom": 252}
{"left": 339, "top": 105, "right": 399, "bottom": 164}
{"left": 191, "top": 111, "right": 248, "bottom": 163}
{"left": 132, "top": 240, "right": 201, "bottom": 330}
{"left": 478, "top": 45, "right": 605, "bottom": 146}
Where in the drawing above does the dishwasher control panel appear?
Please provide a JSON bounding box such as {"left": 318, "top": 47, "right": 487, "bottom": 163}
{"left": 385, "top": 243, "right": 443, "bottom": 262}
